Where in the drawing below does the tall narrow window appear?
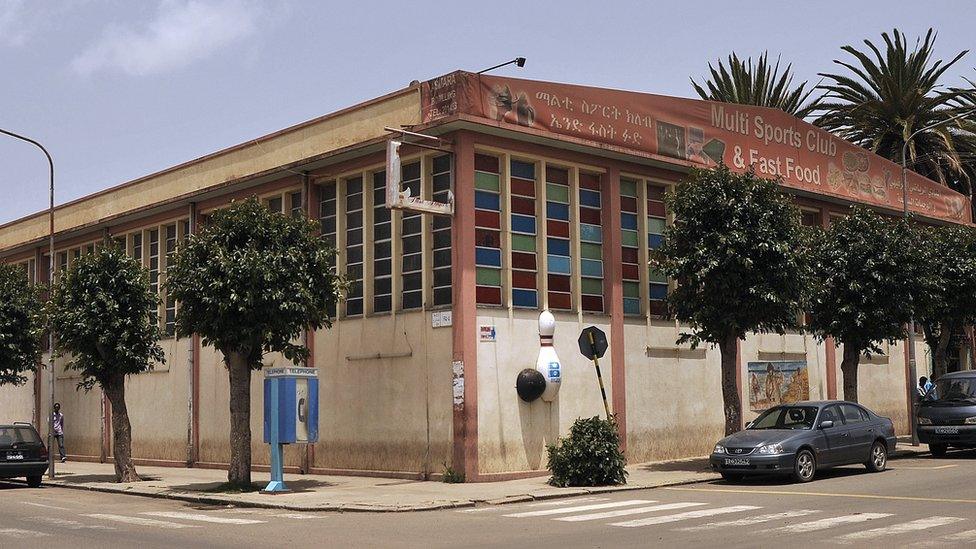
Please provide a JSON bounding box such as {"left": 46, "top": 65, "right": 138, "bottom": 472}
{"left": 647, "top": 183, "right": 668, "bottom": 315}
{"left": 164, "top": 224, "right": 177, "bottom": 336}
{"left": 372, "top": 171, "right": 392, "bottom": 313}
{"left": 620, "top": 178, "right": 641, "bottom": 315}
{"left": 131, "top": 233, "right": 142, "bottom": 263}
{"left": 148, "top": 229, "right": 160, "bottom": 324}
{"left": 511, "top": 159, "right": 538, "bottom": 308}
{"left": 344, "top": 177, "right": 364, "bottom": 316}
{"left": 578, "top": 172, "right": 604, "bottom": 312}
{"left": 545, "top": 165, "right": 571, "bottom": 310}
{"left": 318, "top": 182, "right": 337, "bottom": 317}
{"left": 431, "top": 155, "right": 453, "bottom": 306}
{"left": 401, "top": 162, "right": 423, "bottom": 310}
{"left": 474, "top": 154, "right": 503, "bottom": 305}
{"left": 289, "top": 191, "right": 304, "bottom": 218}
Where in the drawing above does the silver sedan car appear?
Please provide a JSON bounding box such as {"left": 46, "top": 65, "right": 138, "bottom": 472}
{"left": 710, "top": 401, "right": 897, "bottom": 483}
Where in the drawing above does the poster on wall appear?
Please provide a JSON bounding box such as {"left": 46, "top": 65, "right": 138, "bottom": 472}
{"left": 748, "top": 361, "right": 809, "bottom": 412}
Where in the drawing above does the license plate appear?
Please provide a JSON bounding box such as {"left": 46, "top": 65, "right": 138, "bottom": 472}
{"left": 935, "top": 427, "right": 960, "bottom": 435}
{"left": 724, "top": 458, "right": 750, "bottom": 467}
{"left": 5, "top": 452, "right": 24, "bottom": 461}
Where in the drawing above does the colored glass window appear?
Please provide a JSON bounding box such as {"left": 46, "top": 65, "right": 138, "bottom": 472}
{"left": 511, "top": 159, "right": 538, "bottom": 308}
{"left": 475, "top": 154, "right": 503, "bottom": 305}
{"left": 579, "top": 172, "right": 604, "bottom": 312}
{"left": 648, "top": 182, "right": 668, "bottom": 315}
{"left": 545, "top": 165, "right": 571, "bottom": 310}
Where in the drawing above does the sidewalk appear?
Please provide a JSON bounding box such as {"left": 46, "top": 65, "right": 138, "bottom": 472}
{"left": 38, "top": 441, "right": 929, "bottom": 513}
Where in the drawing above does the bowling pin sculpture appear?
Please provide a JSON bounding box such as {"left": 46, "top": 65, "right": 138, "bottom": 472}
{"left": 536, "top": 310, "right": 562, "bottom": 402}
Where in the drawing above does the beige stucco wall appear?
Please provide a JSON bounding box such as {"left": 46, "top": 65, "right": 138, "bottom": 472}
{"left": 836, "top": 341, "right": 913, "bottom": 435}
{"left": 476, "top": 309, "right": 612, "bottom": 474}
{"left": 0, "top": 88, "right": 421, "bottom": 253}
{"left": 0, "top": 371, "right": 36, "bottom": 424}
{"left": 624, "top": 319, "right": 725, "bottom": 463}
{"left": 311, "top": 311, "right": 453, "bottom": 474}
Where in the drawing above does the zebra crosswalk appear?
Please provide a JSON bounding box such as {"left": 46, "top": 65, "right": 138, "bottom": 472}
{"left": 462, "top": 496, "right": 976, "bottom": 546}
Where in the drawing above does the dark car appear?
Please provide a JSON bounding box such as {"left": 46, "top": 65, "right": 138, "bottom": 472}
{"left": 710, "top": 401, "right": 896, "bottom": 483}
{"left": 917, "top": 371, "right": 976, "bottom": 456}
{"left": 0, "top": 423, "right": 49, "bottom": 487}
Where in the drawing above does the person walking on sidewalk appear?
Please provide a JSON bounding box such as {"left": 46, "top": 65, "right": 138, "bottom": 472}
{"left": 52, "top": 403, "right": 66, "bottom": 463}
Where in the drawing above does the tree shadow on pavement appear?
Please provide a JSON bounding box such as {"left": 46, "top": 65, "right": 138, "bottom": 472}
{"left": 169, "top": 478, "right": 337, "bottom": 494}
{"left": 636, "top": 457, "right": 713, "bottom": 473}
{"left": 51, "top": 473, "right": 160, "bottom": 484}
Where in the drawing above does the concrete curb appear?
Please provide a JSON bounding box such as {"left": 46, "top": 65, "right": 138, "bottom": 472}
{"left": 38, "top": 446, "right": 930, "bottom": 513}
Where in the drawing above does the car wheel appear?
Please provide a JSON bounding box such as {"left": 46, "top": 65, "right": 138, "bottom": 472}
{"left": 26, "top": 475, "right": 41, "bottom": 488}
{"left": 930, "top": 443, "right": 949, "bottom": 458}
{"left": 720, "top": 472, "right": 743, "bottom": 482}
{"left": 792, "top": 449, "right": 816, "bottom": 483}
{"left": 866, "top": 441, "right": 887, "bottom": 472}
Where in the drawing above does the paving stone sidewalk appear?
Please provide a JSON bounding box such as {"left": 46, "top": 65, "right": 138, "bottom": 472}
{"left": 36, "top": 441, "right": 928, "bottom": 512}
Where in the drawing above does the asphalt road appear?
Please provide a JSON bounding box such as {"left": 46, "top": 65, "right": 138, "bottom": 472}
{"left": 3, "top": 451, "right": 976, "bottom": 548}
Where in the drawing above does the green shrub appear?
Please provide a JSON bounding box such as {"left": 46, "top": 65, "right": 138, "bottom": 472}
{"left": 442, "top": 463, "right": 465, "bottom": 484}
{"left": 546, "top": 416, "right": 627, "bottom": 487}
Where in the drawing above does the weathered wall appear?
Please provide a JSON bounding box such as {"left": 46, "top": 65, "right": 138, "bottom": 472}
{"left": 624, "top": 319, "right": 725, "bottom": 463}
{"left": 476, "top": 309, "right": 612, "bottom": 474}
{"left": 838, "top": 341, "right": 913, "bottom": 435}
{"left": 0, "top": 371, "right": 36, "bottom": 424}
{"left": 311, "top": 311, "right": 453, "bottom": 474}
{"left": 127, "top": 337, "right": 192, "bottom": 462}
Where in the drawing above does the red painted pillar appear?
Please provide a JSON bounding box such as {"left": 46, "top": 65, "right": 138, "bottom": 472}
{"left": 604, "top": 166, "right": 627, "bottom": 451}
{"left": 451, "top": 132, "right": 479, "bottom": 481}
{"left": 821, "top": 209, "right": 837, "bottom": 400}
{"left": 304, "top": 175, "right": 318, "bottom": 473}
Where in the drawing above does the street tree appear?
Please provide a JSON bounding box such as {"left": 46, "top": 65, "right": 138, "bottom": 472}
{"left": 807, "top": 208, "right": 917, "bottom": 403}
{"left": 815, "top": 29, "right": 976, "bottom": 197}
{"left": 166, "top": 198, "right": 342, "bottom": 488}
{"left": 0, "top": 263, "right": 43, "bottom": 386}
{"left": 691, "top": 51, "right": 822, "bottom": 118}
{"left": 51, "top": 246, "right": 164, "bottom": 482}
{"left": 652, "top": 164, "right": 809, "bottom": 435}
{"left": 914, "top": 224, "right": 976, "bottom": 379}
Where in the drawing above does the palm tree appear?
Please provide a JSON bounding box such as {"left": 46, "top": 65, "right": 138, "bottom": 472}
{"left": 691, "top": 51, "right": 821, "bottom": 118}
{"left": 815, "top": 29, "right": 976, "bottom": 197}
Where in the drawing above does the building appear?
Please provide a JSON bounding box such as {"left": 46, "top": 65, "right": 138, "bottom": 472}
{"left": 0, "top": 71, "right": 970, "bottom": 481}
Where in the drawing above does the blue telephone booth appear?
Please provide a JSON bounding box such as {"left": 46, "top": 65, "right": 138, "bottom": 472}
{"left": 263, "top": 367, "right": 319, "bottom": 492}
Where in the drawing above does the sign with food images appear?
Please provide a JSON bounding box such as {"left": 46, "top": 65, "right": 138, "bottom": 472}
{"left": 421, "top": 71, "right": 970, "bottom": 224}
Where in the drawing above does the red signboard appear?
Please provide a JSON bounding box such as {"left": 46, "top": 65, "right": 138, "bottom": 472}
{"left": 422, "top": 71, "right": 970, "bottom": 224}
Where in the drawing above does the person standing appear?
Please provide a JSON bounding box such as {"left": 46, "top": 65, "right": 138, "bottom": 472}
{"left": 52, "top": 403, "right": 66, "bottom": 463}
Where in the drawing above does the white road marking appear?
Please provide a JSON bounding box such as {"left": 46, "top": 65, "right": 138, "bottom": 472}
{"left": 22, "top": 501, "right": 71, "bottom": 511}
{"left": 832, "top": 516, "right": 966, "bottom": 543}
{"left": 28, "top": 516, "right": 116, "bottom": 530}
{"left": 764, "top": 513, "right": 892, "bottom": 534}
{"left": 141, "top": 511, "right": 266, "bottom": 525}
{"left": 272, "top": 513, "right": 322, "bottom": 520}
{"left": 611, "top": 505, "right": 761, "bottom": 528}
{"left": 943, "top": 529, "right": 976, "bottom": 542}
{"left": 0, "top": 528, "right": 51, "bottom": 538}
{"left": 84, "top": 514, "right": 199, "bottom": 529}
{"left": 504, "top": 500, "right": 655, "bottom": 518}
{"left": 678, "top": 509, "right": 821, "bottom": 531}
{"left": 555, "top": 502, "right": 705, "bottom": 522}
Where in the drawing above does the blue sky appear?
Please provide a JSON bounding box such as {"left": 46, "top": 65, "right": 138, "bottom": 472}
{"left": 1, "top": 0, "right": 974, "bottom": 223}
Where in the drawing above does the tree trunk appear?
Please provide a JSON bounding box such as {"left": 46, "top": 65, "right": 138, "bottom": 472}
{"left": 933, "top": 326, "right": 953, "bottom": 380}
{"left": 103, "top": 374, "right": 139, "bottom": 483}
{"left": 226, "top": 350, "right": 252, "bottom": 488}
{"left": 841, "top": 344, "right": 861, "bottom": 403}
{"left": 718, "top": 334, "right": 741, "bottom": 436}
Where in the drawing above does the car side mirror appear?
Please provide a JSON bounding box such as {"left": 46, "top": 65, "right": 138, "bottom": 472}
{"left": 745, "top": 421, "right": 753, "bottom": 429}
{"left": 819, "top": 420, "right": 834, "bottom": 429}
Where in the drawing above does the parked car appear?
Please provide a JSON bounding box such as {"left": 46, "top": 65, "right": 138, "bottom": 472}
{"left": 710, "top": 401, "right": 896, "bottom": 483}
{"left": 0, "top": 423, "right": 49, "bottom": 487}
{"left": 917, "top": 371, "right": 976, "bottom": 457}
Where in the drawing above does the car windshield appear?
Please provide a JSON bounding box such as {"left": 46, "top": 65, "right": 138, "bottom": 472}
{"left": 925, "top": 378, "right": 976, "bottom": 403}
{"left": 748, "top": 406, "right": 819, "bottom": 430}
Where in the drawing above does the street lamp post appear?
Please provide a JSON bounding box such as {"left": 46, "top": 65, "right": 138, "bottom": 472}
{"left": 901, "top": 108, "right": 975, "bottom": 447}
{"left": 0, "top": 128, "right": 55, "bottom": 478}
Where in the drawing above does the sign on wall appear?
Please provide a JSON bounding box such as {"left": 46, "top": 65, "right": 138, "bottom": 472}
{"left": 479, "top": 325, "right": 496, "bottom": 342}
{"left": 748, "top": 361, "right": 809, "bottom": 412}
{"left": 421, "top": 71, "right": 971, "bottom": 224}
